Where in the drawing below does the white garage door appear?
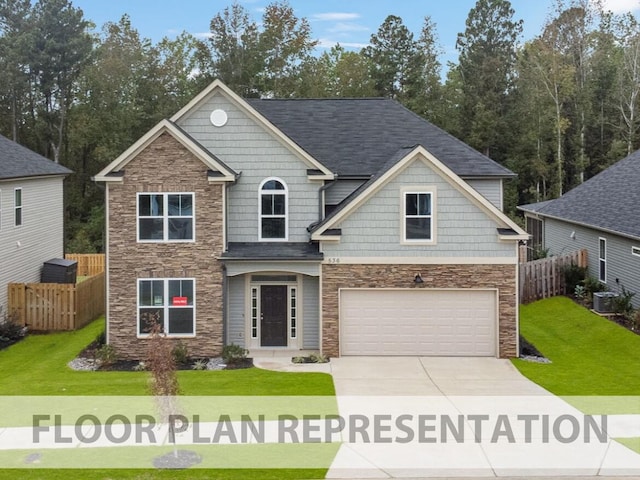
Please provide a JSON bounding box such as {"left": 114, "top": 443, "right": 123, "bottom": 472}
{"left": 340, "top": 289, "right": 496, "bottom": 356}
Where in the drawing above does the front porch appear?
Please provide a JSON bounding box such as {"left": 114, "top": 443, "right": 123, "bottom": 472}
{"left": 221, "top": 242, "right": 323, "bottom": 353}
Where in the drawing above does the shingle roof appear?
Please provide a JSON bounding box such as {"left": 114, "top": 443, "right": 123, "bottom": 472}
{"left": 221, "top": 242, "right": 323, "bottom": 260}
{"left": 311, "top": 146, "right": 413, "bottom": 233}
{"left": 246, "top": 98, "right": 514, "bottom": 178}
{"left": 517, "top": 199, "right": 554, "bottom": 214}
{"left": 518, "top": 151, "right": 640, "bottom": 240}
{"left": 0, "top": 134, "right": 72, "bottom": 180}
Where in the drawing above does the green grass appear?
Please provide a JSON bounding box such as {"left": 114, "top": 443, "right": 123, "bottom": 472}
{"left": 513, "top": 296, "right": 640, "bottom": 396}
{"left": 0, "top": 318, "right": 336, "bottom": 479}
{"left": 0, "top": 317, "right": 335, "bottom": 396}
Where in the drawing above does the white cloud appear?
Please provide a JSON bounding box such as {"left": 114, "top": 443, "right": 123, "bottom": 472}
{"left": 599, "top": 0, "right": 640, "bottom": 13}
{"left": 193, "top": 32, "right": 214, "bottom": 39}
{"left": 316, "top": 38, "right": 369, "bottom": 49}
{"left": 311, "top": 12, "right": 361, "bottom": 22}
{"left": 328, "top": 22, "right": 369, "bottom": 33}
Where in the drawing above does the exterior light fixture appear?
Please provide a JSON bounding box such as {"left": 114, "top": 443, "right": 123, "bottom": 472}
{"left": 414, "top": 274, "right": 424, "bottom": 284}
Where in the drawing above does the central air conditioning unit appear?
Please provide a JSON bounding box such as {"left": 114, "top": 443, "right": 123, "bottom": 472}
{"left": 593, "top": 292, "right": 618, "bottom": 314}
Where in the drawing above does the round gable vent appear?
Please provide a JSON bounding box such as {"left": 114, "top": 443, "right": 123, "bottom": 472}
{"left": 210, "top": 109, "right": 228, "bottom": 127}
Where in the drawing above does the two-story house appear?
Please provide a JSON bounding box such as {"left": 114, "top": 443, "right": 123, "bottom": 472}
{"left": 94, "top": 80, "right": 527, "bottom": 359}
{"left": 0, "top": 134, "right": 72, "bottom": 317}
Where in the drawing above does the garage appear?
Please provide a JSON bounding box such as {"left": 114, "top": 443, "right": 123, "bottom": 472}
{"left": 340, "top": 289, "right": 497, "bottom": 356}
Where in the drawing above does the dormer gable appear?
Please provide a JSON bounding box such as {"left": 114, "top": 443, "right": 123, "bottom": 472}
{"left": 93, "top": 119, "right": 237, "bottom": 183}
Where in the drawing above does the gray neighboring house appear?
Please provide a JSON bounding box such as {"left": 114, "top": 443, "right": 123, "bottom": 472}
{"left": 519, "top": 150, "right": 640, "bottom": 308}
{"left": 0, "top": 134, "right": 72, "bottom": 317}
{"left": 95, "top": 80, "right": 528, "bottom": 360}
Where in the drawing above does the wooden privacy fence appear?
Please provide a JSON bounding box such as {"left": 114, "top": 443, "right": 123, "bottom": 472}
{"left": 8, "top": 253, "right": 105, "bottom": 331}
{"left": 64, "top": 253, "right": 105, "bottom": 277}
{"left": 9, "top": 272, "right": 105, "bottom": 331}
{"left": 519, "top": 249, "right": 588, "bottom": 304}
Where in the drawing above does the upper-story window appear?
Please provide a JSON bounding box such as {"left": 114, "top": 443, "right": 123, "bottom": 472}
{"left": 14, "top": 188, "right": 22, "bottom": 227}
{"left": 137, "top": 193, "right": 194, "bottom": 242}
{"left": 259, "top": 178, "right": 288, "bottom": 241}
{"left": 403, "top": 190, "right": 434, "bottom": 243}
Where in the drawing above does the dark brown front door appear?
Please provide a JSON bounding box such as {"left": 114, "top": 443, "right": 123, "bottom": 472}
{"left": 260, "top": 285, "right": 288, "bottom": 347}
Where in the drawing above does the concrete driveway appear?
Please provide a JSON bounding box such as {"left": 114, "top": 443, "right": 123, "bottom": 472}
{"left": 324, "top": 357, "right": 640, "bottom": 478}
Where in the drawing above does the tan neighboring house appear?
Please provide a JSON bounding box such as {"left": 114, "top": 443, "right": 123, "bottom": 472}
{"left": 94, "top": 80, "right": 528, "bottom": 360}
{"left": 0, "top": 134, "right": 72, "bottom": 318}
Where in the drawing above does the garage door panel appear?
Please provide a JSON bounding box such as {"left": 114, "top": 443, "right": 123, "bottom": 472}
{"left": 340, "top": 289, "right": 496, "bottom": 356}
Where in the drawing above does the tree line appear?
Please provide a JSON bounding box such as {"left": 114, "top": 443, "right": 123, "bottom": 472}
{"left": 1, "top": 0, "right": 639, "bottom": 252}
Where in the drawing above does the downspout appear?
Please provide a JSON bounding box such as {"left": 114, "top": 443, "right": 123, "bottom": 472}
{"left": 318, "top": 177, "right": 337, "bottom": 221}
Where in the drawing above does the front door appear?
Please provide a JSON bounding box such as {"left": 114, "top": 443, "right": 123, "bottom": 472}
{"left": 260, "top": 285, "right": 288, "bottom": 346}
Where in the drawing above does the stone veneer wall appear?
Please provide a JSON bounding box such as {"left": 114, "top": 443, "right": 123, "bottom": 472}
{"left": 107, "top": 132, "right": 224, "bottom": 359}
{"left": 321, "top": 264, "right": 518, "bottom": 358}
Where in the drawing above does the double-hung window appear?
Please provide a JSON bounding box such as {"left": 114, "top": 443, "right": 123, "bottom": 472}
{"left": 138, "top": 193, "right": 194, "bottom": 242}
{"left": 138, "top": 278, "right": 195, "bottom": 336}
{"left": 259, "top": 178, "right": 287, "bottom": 240}
{"left": 14, "top": 188, "right": 22, "bottom": 227}
{"left": 403, "top": 191, "right": 433, "bottom": 242}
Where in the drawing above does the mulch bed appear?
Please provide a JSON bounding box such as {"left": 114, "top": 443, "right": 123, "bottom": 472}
{"left": 77, "top": 339, "right": 253, "bottom": 371}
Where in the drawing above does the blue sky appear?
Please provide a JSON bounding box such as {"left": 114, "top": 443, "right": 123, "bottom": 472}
{"left": 72, "top": 0, "right": 640, "bottom": 67}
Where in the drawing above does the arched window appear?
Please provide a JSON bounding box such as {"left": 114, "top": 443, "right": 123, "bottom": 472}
{"left": 259, "top": 178, "right": 288, "bottom": 240}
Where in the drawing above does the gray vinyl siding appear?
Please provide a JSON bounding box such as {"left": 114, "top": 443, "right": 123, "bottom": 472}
{"left": 176, "top": 94, "right": 320, "bottom": 243}
{"left": 226, "top": 275, "right": 246, "bottom": 347}
{"left": 302, "top": 276, "right": 319, "bottom": 349}
{"left": 465, "top": 178, "right": 503, "bottom": 210}
{"left": 322, "top": 160, "right": 514, "bottom": 258}
{"left": 324, "top": 180, "right": 366, "bottom": 206}
{"left": 544, "top": 218, "right": 640, "bottom": 308}
{"left": 0, "top": 177, "right": 65, "bottom": 316}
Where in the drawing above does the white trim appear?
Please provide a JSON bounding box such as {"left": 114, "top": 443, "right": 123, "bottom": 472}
{"left": 400, "top": 186, "right": 437, "bottom": 245}
{"left": 321, "top": 256, "right": 518, "bottom": 265}
{"left": 136, "top": 192, "right": 195, "bottom": 243}
{"left": 93, "top": 119, "right": 236, "bottom": 182}
{"left": 312, "top": 146, "right": 526, "bottom": 241}
{"left": 633, "top": 246, "right": 640, "bottom": 258}
{"left": 137, "top": 278, "right": 197, "bottom": 338}
{"left": 599, "top": 237, "right": 607, "bottom": 283}
{"left": 246, "top": 273, "right": 300, "bottom": 349}
{"left": 0, "top": 188, "right": 2, "bottom": 231}
{"left": 13, "top": 187, "right": 22, "bottom": 227}
{"left": 258, "top": 177, "right": 289, "bottom": 242}
{"left": 170, "top": 80, "right": 334, "bottom": 179}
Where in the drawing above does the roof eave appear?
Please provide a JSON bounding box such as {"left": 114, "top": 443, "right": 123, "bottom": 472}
{"left": 529, "top": 211, "right": 640, "bottom": 243}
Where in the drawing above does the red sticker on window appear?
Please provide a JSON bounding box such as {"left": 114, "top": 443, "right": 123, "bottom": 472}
{"left": 172, "top": 297, "right": 188, "bottom": 306}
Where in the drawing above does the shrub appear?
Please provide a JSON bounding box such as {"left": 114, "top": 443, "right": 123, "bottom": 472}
{"left": 172, "top": 341, "right": 189, "bottom": 365}
{"left": 564, "top": 263, "right": 588, "bottom": 293}
{"left": 308, "top": 352, "right": 328, "bottom": 363}
{"left": 0, "top": 312, "right": 26, "bottom": 343}
{"left": 133, "top": 361, "right": 147, "bottom": 371}
{"left": 222, "top": 344, "right": 248, "bottom": 364}
{"left": 96, "top": 344, "right": 118, "bottom": 366}
{"left": 192, "top": 359, "right": 207, "bottom": 371}
{"left": 574, "top": 285, "right": 587, "bottom": 303}
{"left": 583, "top": 276, "right": 605, "bottom": 296}
{"left": 612, "top": 285, "right": 636, "bottom": 319}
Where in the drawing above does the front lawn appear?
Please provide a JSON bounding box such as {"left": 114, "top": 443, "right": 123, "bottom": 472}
{"left": 0, "top": 317, "right": 334, "bottom": 396}
{"left": 0, "top": 318, "right": 336, "bottom": 479}
{"left": 513, "top": 296, "right": 640, "bottom": 396}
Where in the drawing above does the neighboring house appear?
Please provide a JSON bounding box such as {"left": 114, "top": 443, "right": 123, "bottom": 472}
{"left": 0, "top": 134, "right": 72, "bottom": 318}
{"left": 519, "top": 150, "right": 640, "bottom": 308}
{"left": 94, "top": 80, "right": 528, "bottom": 360}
